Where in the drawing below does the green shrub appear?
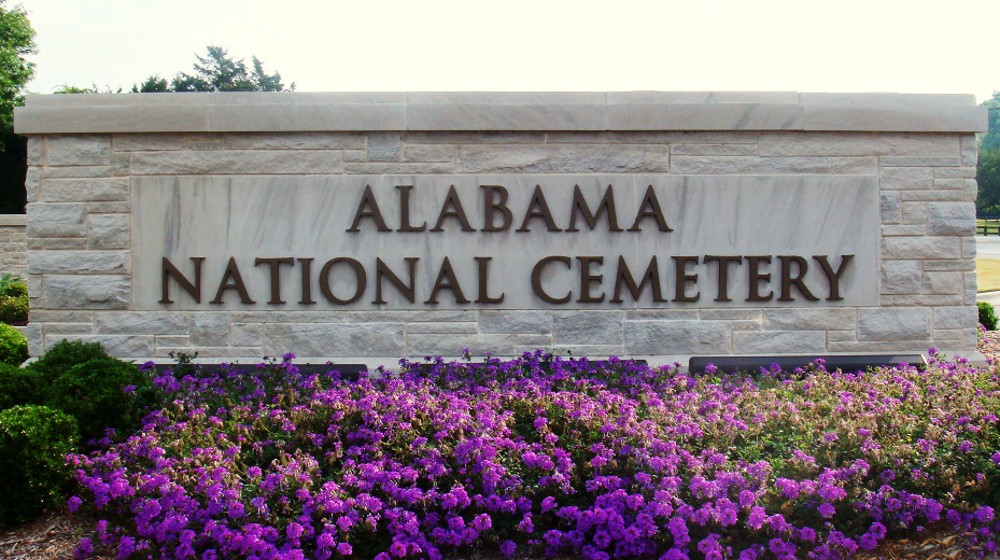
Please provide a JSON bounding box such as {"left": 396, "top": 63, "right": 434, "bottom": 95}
{"left": 45, "top": 357, "right": 151, "bottom": 442}
{"left": 0, "top": 363, "right": 40, "bottom": 409}
{"left": 0, "top": 323, "right": 27, "bottom": 365}
{"left": 27, "top": 339, "right": 111, "bottom": 382}
{"left": 0, "top": 273, "right": 26, "bottom": 297}
{"left": 979, "top": 301, "right": 998, "bottom": 330}
{"left": 0, "top": 405, "right": 79, "bottom": 527}
{"left": 0, "top": 294, "right": 28, "bottom": 324}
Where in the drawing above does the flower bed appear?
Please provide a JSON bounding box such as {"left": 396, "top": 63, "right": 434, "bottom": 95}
{"left": 68, "top": 351, "right": 1000, "bottom": 559}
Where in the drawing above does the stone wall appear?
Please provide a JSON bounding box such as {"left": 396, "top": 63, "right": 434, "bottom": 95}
{"left": 0, "top": 214, "right": 27, "bottom": 278}
{"left": 13, "top": 93, "right": 986, "bottom": 364}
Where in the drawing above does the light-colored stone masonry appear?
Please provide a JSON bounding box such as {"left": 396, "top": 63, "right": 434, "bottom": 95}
{"left": 0, "top": 214, "right": 27, "bottom": 278}
{"left": 13, "top": 92, "right": 987, "bottom": 365}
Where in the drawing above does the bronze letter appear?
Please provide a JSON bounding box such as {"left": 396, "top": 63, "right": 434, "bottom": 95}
{"left": 814, "top": 255, "right": 853, "bottom": 301}
{"left": 374, "top": 257, "right": 418, "bottom": 304}
{"left": 703, "top": 255, "right": 742, "bottom": 302}
{"left": 567, "top": 184, "right": 623, "bottom": 232}
{"left": 431, "top": 185, "right": 475, "bottom": 232}
{"left": 611, "top": 256, "right": 664, "bottom": 303}
{"left": 745, "top": 256, "right": 773, "bottom": 302}
{"left": 160, "top": 257, "right": 204, "bottom": 304}
{"left": 425, "top": 257, "right": 471, "bottom": 304}
{"left": 517, "top": 185, "right": 562, "bottom": 232}
{"left": 672, "top": 256, "right": 701, "bottom": 302}
{"left": 299, "top": 258, "right": 316, "bottom": 305}
{"left": 577, "top": 256, "right": 605, "bottom": 303}
{"left": 628, "top": 185, "right": 673, "bottom": 232}
{"left": 347, "top": 185, "right": 390, "bottom": 232}
{"left": 210, "top": 257, "right": 255, "bottom": 305}
{"left": 531, "top": 256, "right": 572, "bottom": 304}
{"left": 475, "top": 257, "right": 505, "bottom": 304}
{"left": 254, "top": 257, "right": 294, "bottom": 305}
{"left": 481, "top": 185, "right": 513, "bottom": 232}
{"left": 778, "top": 256, "right": 820, "bottom": 302}
{"left": 397, "top": 186, "right": 427, "bottom": 232}
{"left": 319, "top": 258, "right": 366, "bottom": 305}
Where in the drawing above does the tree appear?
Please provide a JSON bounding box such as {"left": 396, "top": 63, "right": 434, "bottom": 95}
{"left": 977, "top": 149, "right": 1000, "bottom": 216}
{"left": 0, "top": 0, "right": 35, "bottom": 214}
{"left": 133, "top": 46, "right": 293, "bottom": 93}
{"left": 982, "top": 92, "right": 1000, "bottom": 152}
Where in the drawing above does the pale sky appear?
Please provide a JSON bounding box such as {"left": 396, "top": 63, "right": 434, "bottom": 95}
{"left": 15, "top": 0, "right": 1000, "bottom": 103}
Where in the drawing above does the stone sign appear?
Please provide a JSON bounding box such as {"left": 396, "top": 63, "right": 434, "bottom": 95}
{"left": 13, "top": 92, "right": 987, "bottom": 364}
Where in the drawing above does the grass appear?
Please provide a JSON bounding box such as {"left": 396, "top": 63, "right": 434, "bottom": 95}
{"left": 978, "top": 258, "right": 1000, "bottom": 292}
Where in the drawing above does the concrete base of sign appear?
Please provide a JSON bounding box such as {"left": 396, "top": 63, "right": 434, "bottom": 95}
{"left": 12, "top": 92, "right": 988, "bottom": 364}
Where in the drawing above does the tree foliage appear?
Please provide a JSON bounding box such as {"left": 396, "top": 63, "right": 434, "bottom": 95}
{"left": 982, "top": 92, "right": 1000, "bottom": 152}
{"left": 0, "top": 0, "right": 34, "bottom": 130}
{"left": 134, "top": 46, "right": 292, "bottom": 93}
{"left": 0, "top": 0, "right": 34, "bottom": 213}
{"left": 979, "top": 148, "right": 1000, "bottom": 217}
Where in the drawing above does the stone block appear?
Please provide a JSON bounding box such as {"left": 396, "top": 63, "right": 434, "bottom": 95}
{"left": 900, "top": 190, "right": 964, "bottom": 202}
{"left": 28, "top": 310, "right": 94, "bottom": 323}
{"left": 961, "top": 135, "right": 978, "bottom": 166}
{"left": 222, "top": 132, "right": 366, "bottom": 150}
{"left": 28, "top": 237, "right": 86, "bottom": 250}
{"left": 858, "top": 308, "right": 932, "bottom": 341}
{"left": 881, "top": 225, "right": 926, "bottom": 236}
{"left": 95, "top": 312, "right": 188, "bottom": 335}
{"left": 26, "top": 203, "right": 86, "bottom": 237}
{"left": 22, "top": 323, "right": 42, "bottom": 356}
{"left": 880, "top": 167, "right": 932, "bottom": 190}
{"left": 405, "top": 322, "right": 478, "bottom": 334}
{"left": 130, "top": 150, "right": 345, "bottom": 174}
{"left": 28, "top": 251, "right": 129, "bottom": 274}
{"left": 881, "top": 260, "right": 921, "bottom": 294}
{"left": 346, "top": 310, "right": 475, "bottom": 323}
{"left": 479, "top": 311, "right": 552, "bottom": 334}
{"left": 670, "top": 143, "right": 758, "bottom": 156}
{"left": 405, "top": 333, "right": 551, "bottom": 357}
{"left": 42, "top": 322, "right": 94, "bottom": 335}
{"left": 27, "top": 137, "right": 43, "bottom": 164}
{"left": 880, "top": 192, "right": 901, "bottom": 224}
{"left": 672, "top": 156, "right": 852, "bottom": 174}
{"left": 367, "top": 133, "right": 400, "bottom": 161}
{"left": 963, "top": 237, "right": 977, "bottom": 259}
{"left": 927, "top": 202, "right": 975, "bottom": 235}
{"left": 733, "top": 331, "right": 826, "bottom": 354}
{"left": 624, "top": 321, "right": 731, "bottom": 354}
{"left": 922, "top": 271, "right": 963, "bottom": 294}
{"left": 901, "top": 202, "right": 927, "bottom": 225}
{"left": 231, "top": 323, "right": 264, "bottom": 346}
{"left": 113, "top": 133, "right": 188, "bottom": 152}
{"left": 761, "top": 308, "right": 857, "bottom": 330}
{"left": 626, "top": 310, "right": 701, "bottom": 320}
{"left": 698, "top": 310, "right": 763, "bottom": 321}
{"left": 880, "top": 156, "right": 962, "bottom": 167}
{"left": 47, "top": 135, "right": 111, "bottom": 166}
{"left": 24, "top": 167, "right": 39, "bottom": 202}
{"left": 88, "top": 214, "right": 129, "bottom": 249}
{"left": 343, "top": 162, "right": 454, "bottom": 174}
{"left": 553, "top": 311, "right": 624, "bottom": 344}
{"left": 154, "top": 336, "right": 190, "bottom": 348}
{"left": 882, "top": 237, "right": 959, "bottom": 259}
{"left": 933, "top": 306, "right": 976, "bottom": 330}
{"left": 401, "top": 144, "right": 457, "bottom": 162}
{"left": 50, "top": 335, "right": 154, "bottom": 357}
{"left": 934, "top": 178, "right": 977, "bottom": 190}
{"left": 41, "top": 177, "right": 129, "bottom": 202}
{"left": 87, "top": 202, "right": 131, "bottom": 213}
{"left": 881, "top": 294, "right": 963, "bottom": 306}
{"left": 934, "top": 167, "right": 976, "bottom": 179}
{"left": 42, "top": 165, "right": 112, "bottom": 179}
{"left": 922, "top": 259, "right": 974, "bottom": 271}
{"left": 189, "top": 312, "right": 230, "bottom": 347}
{"left": 758, "top": 132, "right": 958, "bottom": 156}
{"left": 557, "top": 345, "right": 626, "bottom": 357}
{"left": 458, "top": 144, "right": 670, "bottom": 173}
{"left": 264, "top": 323, "right": 406, "bottom": 357}
{"left": 42, "top": 275, "right": 129, "bottom": 310}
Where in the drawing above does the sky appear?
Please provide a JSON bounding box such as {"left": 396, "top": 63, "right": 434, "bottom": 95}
{"left": 14, "top": 0, "right": 1000, "bottom": 103}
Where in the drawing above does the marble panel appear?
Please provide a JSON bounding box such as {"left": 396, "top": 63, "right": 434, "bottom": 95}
{"left": 132, "top": 174, "right": 879, "bottom": 311}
